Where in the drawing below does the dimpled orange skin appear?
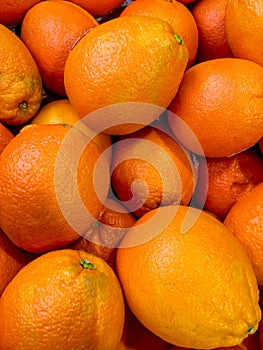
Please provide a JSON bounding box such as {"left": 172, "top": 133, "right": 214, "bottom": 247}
{"left": 0, "top": 24, "right": 42, "bottom": 125}
{"left": 116, "top": 205, "right": 261, "bottom": 348}
{"left": 0, "top": 249, "right": 125, "bottom": 350}
{"left": 0, "top": 124, "right": 109, "bottom": 253}
{"left": 224, "top": 182, "right": 263, "bottom": 286}
{"left": 168, "top": 58, "right": 263, "bottom": 157}
{"left": 21, "top": 1, "right": 99, "bottom": 96}
{"left": 195, "top": 147, "right": 263, "bottom": 220}
{"left": 225, "top": 0, "right": 263, "bottom": 68}
{"left": 111, "top": 125, "right": 196, "bottom": 217}
{"left": 64, "top": 15, "right": 188, "bottom": 135}
{"left": 0, "top": 0, "right": 42, "bottom": 27}
{"left": 120, "top": 0, "right": 198, "bottom": 68}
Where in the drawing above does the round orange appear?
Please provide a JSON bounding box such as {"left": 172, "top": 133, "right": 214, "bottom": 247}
{"left": 0, "top": 124, "right": 110, "bottom": 253}
{"left": 0, "top": 249, "right": 125, "bottom": 350}
{"left": 225, "top": 0, "right": 263, "bottom": 67}
{"left": 118, "top": 304, "right": 172, "bottom": 350}
{"left": 51, "top": 0, "right": 125, "bottom": 17}
{"left": 111, "top": 125, "right": 196, "bottom": 217}
{"left": 64, "top": 15, "right": 188, "bottom": 135}
{"left": 191, "top": 0, "right": 233, "bottom": 62}
{"left": 0, "top": 24, "right": 42, "bottom": 125}
{"left": 21, "top": 1, "right": 99, "bottom": 96}
{"left": 168, "top": 58, "right": 263, "bottom": 157}
{"left": 120, "top": 0, "right": 198, "bottom": 68}
{"left": 224, "top": 182, "right": 263, "bottom": 286}
{"left": 195, "top": 147, "right": 263, "bottom": 219}
{"left": 0, "top": 228, "right": 34, "bottom": 297}
{"left": 0, "top": 123, "right": 14, "bottom": 154}
{"left": 0, "top": 0, "right": 42, "bottom": 27}
{"left": 116, "top": 205, "right": 261, "bottom": 348}
{"left": 69, "top": 198, "right": 136, "bottom": 269}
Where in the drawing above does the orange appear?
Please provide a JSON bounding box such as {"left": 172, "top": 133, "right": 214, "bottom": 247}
{"left": 0, "top": 123, "right": 14, "bottom": 154}
{"left": 30, "top": 99, "right": 113, "bottom": 163}
{"left": 191, "top": 0, "right": 233, "bottom": 62}
{"left": 116, "top": 205, "right": 261, "bottom": 348}
{"left": 118, "top": 304, "right": 172, "bottom": 350}
{"left": 120, "top": 0, "right": 198, "bottom": 68}
{"left": 168, "top": 58, "right": 263, "bottom": 157}
{"left": 0, "top": 228, "right": 34, "bottom": 297}
{"left": 51, "top": 0, "right": 125, "bottom": 18}
{"left": 111, "top": 125, "right": 196, "bottom": 217}
{"left": 194, "top": 147, "right": 263, "bottom": 220}
{"left": 0, "top": 249, "right": 125, "bottom": 350}
{"left": 225, "top": 0, "right": 263, "bottom": 68}
{"left": 0, "top": 124, "right": 110, "bottom": 253}
{"left": 0, "top": 0, "right": 42, "bottom": 27}
{"left": 21, "top": 1, "right": 99, "bottom": 96}
{"left": 170, "top": 331, "right": 260, "bottom": 350}
{"left": 69, "top": 198, "right": 136, "bottom": 269}
{"left": 0, "top": 24, "right": 42, "bottom": 125}
{"left": 64, "top": 15, "right": 188, "bottom": 135}
{"left": 224, "top": 182, "right": 263, "bottom": 286}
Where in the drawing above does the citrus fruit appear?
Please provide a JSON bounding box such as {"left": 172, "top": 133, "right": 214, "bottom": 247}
{"left": 0, "top": 0, "right": 42, "bottom": 27}
{"left": 0, "top": 24, "right": 42, "bottom": 124}
{"left": 116, "top": 205, "right": 261, "bottom": 348}
{"left": 64, "top": 15, "right": 188, "bottom": 135}
{"left": 191, "top": 0, "right": 233, "bottom": 62}
{"left": 118, "top": 304, "right": 172, "bottom": 350}
{"left": 51, "top": 0, "right": 125, "bottom": 18}
{"left": 0, "top": 249, "right": 125, "bottom": 350}
{"left": 111, "top": 125, "right": 196, "bottom": 217}
{"left": 120, "top": 0, "right": 198, "bottom": 68}
{"left": 0, "top": 228, "right": 34, "bottom": 297}
{"left": 21, "top": 1, "right": 99, "bottom": 96}
{"left": 225, "top": 0, "right": 263, "bottom": 67}
{"left": 168, "top": 58, "right": 263, "bottom": 157}
{"left": 0, "top": 123, "right": 14, "bottom": 154}
{"left": 0, "top": 124, "right": 110, "bottom": 253}
{"left": 31, "top": 99, "right": 113, "bottom": 164}
{"left": 224, "top": 182, "right": 263, "bottom": 286}
{"left": 195, "top": 147, "right": 263, "bottom": 219}
{"left": 69, "top": 198, "right": 136, "bottom": 269}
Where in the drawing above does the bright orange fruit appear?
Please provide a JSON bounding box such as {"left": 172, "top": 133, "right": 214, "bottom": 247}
{"left": 0, "top": 249, "right": 125, "bottom": 350}
{"left": 116, "top": 205, "right": 261, "bottom": 348}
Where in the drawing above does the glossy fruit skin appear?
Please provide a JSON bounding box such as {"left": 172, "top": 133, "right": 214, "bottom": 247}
{"left": 0, "top": 24, "right": 42, "bottom": 125}
{"left": 0, "top": 124, "right": 110, "bottom": 253}
{"left": 225, "top": 0, "right": 263, "bottom": 67}
{"left": 0, "top": 249, "right": 125, "bottom": 350}
{"left": 111, "top": 125, "right": 196, "bottom": 217}
{"left": 21, "top": 1, "right": 99, "bottom": 96}
{"left": 116, "top": 205, "right": 261, "bottom": 348}
{"left": 168, "top": 58, "right": 263, "bottom": 157}
{"left": 64, "top": 15, "right": 188, "bottom": 135}
{"left": 0, "top": 0, "right": 42, "bottom": 27}
{"left": 195, "top": 147, "right": 263, "bottom": 219}
{"left": 224, "top": 182, "right": 263, "bottom": 286}
{"left": 191, "top": 0, "right": 233, "bottom": 62}
{"left": 120, "top": 0, "right": 198, "bottom": 68}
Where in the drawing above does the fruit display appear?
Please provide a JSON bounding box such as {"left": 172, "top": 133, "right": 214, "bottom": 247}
{"left": 0, "top": 0, "right": 263, "bottom": 349}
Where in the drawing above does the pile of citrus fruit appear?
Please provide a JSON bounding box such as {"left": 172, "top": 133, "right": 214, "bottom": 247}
{"left": 0, "top": 0, "right": 263, "bottom": 349}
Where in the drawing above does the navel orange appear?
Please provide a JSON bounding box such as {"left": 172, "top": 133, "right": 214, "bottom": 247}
{"left": 0, "top": 24, "right": 42, "bottom": 124}
{"left": 0, "top": 124, "right": 110, "bottom": 253}
{"left": 21, "top": 1, "right": 99, "bottom": 96}
{"left": 224, "top": 182, "right": 263, "bottom": 286}
{"left": 116, "top": 205, "right": 261, "bottom": 348}
{"left": 0, "top": 249, "right": 125, "bottom": 350}
{"left": 168, "top": 58, "right": 263, "bottom": 157}
{"left": 64, "top": 16, "right": 188, "bottom": 135}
